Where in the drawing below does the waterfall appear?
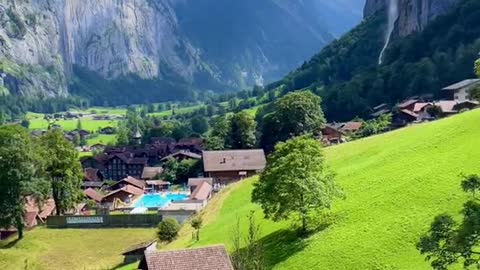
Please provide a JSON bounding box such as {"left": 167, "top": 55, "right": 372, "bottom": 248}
{"left": 378, "top": 0, "right": 399, "bottom": 65}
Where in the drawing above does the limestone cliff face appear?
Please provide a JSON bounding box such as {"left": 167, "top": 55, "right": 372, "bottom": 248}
{"left": 0, "top": 0, "right": 364, "bottom": 98}
{"left": 0, "top": 0, "right": 67, "bottom": 96}
{"left": 364, "top": 0, "right": 458, "bottom": 36}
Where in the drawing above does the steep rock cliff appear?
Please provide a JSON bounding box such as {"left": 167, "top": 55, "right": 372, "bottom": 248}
{"left": 364, "top": 0, "right": 458, "bottom": 36}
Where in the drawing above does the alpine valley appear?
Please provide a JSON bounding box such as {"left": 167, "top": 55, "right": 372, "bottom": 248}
{"left": 0, "top": 0, "right": 364, "bottom": 105}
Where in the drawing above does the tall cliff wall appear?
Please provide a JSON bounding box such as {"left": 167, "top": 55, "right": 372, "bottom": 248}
{"left": 364, "top": 0, "right": 458, "bottom": 36}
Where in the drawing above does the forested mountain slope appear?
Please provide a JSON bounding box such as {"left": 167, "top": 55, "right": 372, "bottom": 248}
{"left": 271, "top": 0, "right": 478, "bottom": 121}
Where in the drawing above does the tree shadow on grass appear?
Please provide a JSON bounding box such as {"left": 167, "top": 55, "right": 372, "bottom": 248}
{"left": 0, "top": 237, "right": 21, "bottom": 249}
{"left": 110, "top": 261, "right": 140, "bottom": 270}
{"left": 259, "top": 229, "right": 309, "bottom": 269}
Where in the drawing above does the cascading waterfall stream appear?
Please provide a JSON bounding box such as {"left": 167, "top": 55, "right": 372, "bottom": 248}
{"left": 378, "top": 0, "right": 399, "bottom": 65}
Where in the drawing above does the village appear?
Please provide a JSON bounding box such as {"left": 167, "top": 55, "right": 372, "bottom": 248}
{"left": 321, "top": 79, "right": 480, "bottom": 144}
{"left": 1, "top": 77, "right": 479, "bottom": 270}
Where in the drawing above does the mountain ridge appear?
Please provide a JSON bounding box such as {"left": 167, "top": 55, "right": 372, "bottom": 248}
{"left": 0, "top": 0, "right": 364, "bottom": 102}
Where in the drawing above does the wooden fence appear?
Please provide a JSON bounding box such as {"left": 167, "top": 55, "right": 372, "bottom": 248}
{"left": 46, "top": 214, "right": 162, "bottom": 228}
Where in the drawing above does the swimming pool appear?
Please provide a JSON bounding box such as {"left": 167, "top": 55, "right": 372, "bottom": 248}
{"left": 134, "top": 193, "right": 188, "bottom": 208}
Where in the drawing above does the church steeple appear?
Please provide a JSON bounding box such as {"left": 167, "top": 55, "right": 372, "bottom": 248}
{"left": 132, "top": 124, "right": 142, "bottom": 145}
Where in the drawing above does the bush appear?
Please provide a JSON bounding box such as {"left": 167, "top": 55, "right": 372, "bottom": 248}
{"left": 157, "top": 218, "right": 180, "bottom": 242}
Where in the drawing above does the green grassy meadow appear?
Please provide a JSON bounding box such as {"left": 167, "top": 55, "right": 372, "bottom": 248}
{"left": 70, "top": 107, "right": 128, "bottom": 116}
{"left": 147, "top": 104, "right": 204, "bottom": 117}
{"left": 166, "top": 109, "right": 480, "bottom": 269}
{"left": 29, "top": 118, "right": 118, "bottom": 133}
{"left": 87, "top": 134, "right": 117, "bottom": 145}
{"left": 0, "top": 227, "right": 155, "bottom": 270}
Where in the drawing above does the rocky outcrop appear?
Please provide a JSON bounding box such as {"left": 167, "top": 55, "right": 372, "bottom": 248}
{"left": 364, "top": 0, "right": 458, "bottom": 36}
{"left": 0, "top": 1, "right": 67, "bottom": 96}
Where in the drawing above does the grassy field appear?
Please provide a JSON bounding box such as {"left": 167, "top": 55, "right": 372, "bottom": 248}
{"left": 70, "top": 107, "right": 127, "bottom": 116}
{"left": 87, "top": 134, "right": 117, "bottom": 146}
{"left": 0, "top": 227, "right": 155, "bottom": 270}
{"left": 147, "top": 104, "right": 204, "bottom": 117}
{"left": 166, "top": 110, "right": 480, "bottom": 269}
{"left": 29, "top": 118, "right": 118, "bottom": 132}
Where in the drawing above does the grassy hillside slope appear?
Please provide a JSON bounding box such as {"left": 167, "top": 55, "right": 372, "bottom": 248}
{"left": 167, "top": 109, "right": 480, "bottom": 269}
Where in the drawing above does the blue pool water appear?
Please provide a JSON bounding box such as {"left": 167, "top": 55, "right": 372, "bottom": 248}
{"left": 134, "top": 193, "right": 188, "bottom": 208}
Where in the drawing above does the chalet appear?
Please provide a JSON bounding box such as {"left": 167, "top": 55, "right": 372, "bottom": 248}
{"left": 203, "top": 150, "right": 266, "bottom": 184}
{"left": 75, "top": 129, "right": 91, "bottom": 138}
{"left": 103, "top": 153, "right": 148, "bottom": 180}
{"left": 442, "top": 79, "right": 480, "bottom": 101}
{"left": 322, "top": 125, "right": 346, "bottom": 145}
{"left": 102, "top": 185, "right": 144, "bottom": 204}
{"left": 339, "top": 122, "right": 363, "bottom": 134}
{"left": 84, "top": 188, "right": 104, "bottom": 203}
{"left": 174, "top": 138, "right": 203, "bottom": 154}
{"left": 413, "top": 100, "right": 479, "bottom": 118}
{"left": 160, "top": 150, "right": 202, "bottom": 163}
{"left": 110, "top": 176, "right": 146, "bottom": 191}
{"left": 141, "top": 167, "right": 163, "bottom": 180}
{"left": 122, "top": 240, "right": 157, "bottom": 264}
{"left": 188, "top": 178, "right": 213, "bottom": 193}
{"left": 84, "top": 168, "right": 104, "bottom": 182}
{"left": 392, "top": 109, "right": 419, "bottom": 127}
{"left": 397, "top": 99, "right": 420, "bottom": 111}
{"left": 139, "top": 245, "right": 234, "bottom": 270}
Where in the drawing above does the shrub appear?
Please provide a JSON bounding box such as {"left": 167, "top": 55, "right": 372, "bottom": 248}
{"left": 157, "top": 218, "right": 180, "bottom": 242}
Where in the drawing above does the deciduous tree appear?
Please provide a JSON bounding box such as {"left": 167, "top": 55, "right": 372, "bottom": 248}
{"left": 158, "top": 218, "right": 180, "bottom": 242}
{"left": 40, "top": 129, "right": 83, "bottom": 215}
{"left": 191, "top": 216, "right": 203, "bottom": 241}
{"left": 226, "top": 111, "right": 256, "bottom": 149}
{"left": 0, "top": 126, "right": 48, "bottom": 239}
{"left": 418, "top": 175, "right": 480, "bottom": 269}
{"left": 190, "top": 116, "right": 209, "bottom": 134}
{"left": 252, "top": 136, "right": 342, "bottom": 234}
{"left": 260, "top": 91, "right": 325, "bottom": 152}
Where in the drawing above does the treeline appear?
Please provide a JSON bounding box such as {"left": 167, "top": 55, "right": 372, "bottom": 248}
{"left": 0, "top": 95, "right": 88, "bottom": 123}
{"left": 69, "top": 65, "right": 205, "bottom": 106}
{"left": 267, "top": 0, "right": 480, "bottom": 121}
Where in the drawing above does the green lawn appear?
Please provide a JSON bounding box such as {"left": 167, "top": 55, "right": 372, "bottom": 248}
{"left": 87, "top": 134, "right": 117, "bottom": 146}
{"left": 70, "top": 107, "right": 127, "bottom": 116}
{"left": 148, "top": 104, "right": 204, "bottom": 117}
{"left": 166, "top": 109, "right": 480, "bottom": 269}
{"left": 0, "top": 227, "right": 155, "bottom": 270}
{"left": 29, "top": 118, "right": 118, "bottom": 132}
